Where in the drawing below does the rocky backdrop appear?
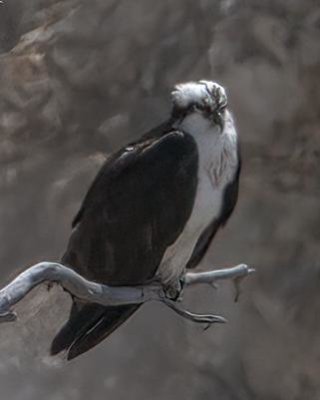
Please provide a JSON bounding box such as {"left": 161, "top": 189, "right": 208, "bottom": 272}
{"left": 0, "top": 1, "right": 320, "bottom": 399}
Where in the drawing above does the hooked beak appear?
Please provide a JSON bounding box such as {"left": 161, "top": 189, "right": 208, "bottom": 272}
{"left": 212, "top": 109, "right": 225, "bottom": 131}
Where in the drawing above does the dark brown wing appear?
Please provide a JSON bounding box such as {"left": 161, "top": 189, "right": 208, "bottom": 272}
{"left": 51, "top": 129, "right": 199, "bottom": 359}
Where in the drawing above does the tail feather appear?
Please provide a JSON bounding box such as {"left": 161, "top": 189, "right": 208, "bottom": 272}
{"left": 67, "top": 305, "right": 138, "bottom": 360}
{"left": 51, "top": 302, "right": 139, "bottom": 360}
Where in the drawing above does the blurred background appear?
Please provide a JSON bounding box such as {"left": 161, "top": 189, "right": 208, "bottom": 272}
{"left": 0, "top": 0, "right": 320, "bottom": 399}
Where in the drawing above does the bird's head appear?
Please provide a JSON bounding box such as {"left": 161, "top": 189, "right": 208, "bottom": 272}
{"left": 171, "top": 80, "right": 228, "bottom": 132}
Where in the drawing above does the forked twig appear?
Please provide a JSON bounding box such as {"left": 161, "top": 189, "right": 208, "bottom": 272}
{"left": 0, "top": 262, "right": 254, "bottom": 328}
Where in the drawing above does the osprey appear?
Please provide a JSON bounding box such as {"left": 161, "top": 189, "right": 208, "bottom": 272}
{"left": 51, "top": 80, "right": 241, "bottom": 360}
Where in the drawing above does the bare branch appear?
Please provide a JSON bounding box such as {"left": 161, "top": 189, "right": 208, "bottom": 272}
{"left": 0, "top": 262, "right": 163, "bottom": 322}
{"left": 0, "top": 261, "right": 254, "bottom": 327}
{"left": 184, "top": 264, "right": 255, "bottom": 286}
{"left": 163, "top": 298, "right": 228, "bottom": 326}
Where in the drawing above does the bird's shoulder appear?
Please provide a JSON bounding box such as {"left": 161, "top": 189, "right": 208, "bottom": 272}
{"left": 72, "top": 127, "right": 198, "bottom": 228}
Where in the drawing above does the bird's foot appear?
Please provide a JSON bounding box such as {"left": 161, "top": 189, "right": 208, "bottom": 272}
{"left": 163, "top": 279, "right": 185, "bottom": 302}
{"left": 162, "top": 277, "right": 226, "bottom": 329}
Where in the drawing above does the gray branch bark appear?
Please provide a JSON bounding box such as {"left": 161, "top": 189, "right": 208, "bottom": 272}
{"left": 0, "top": 261, "right": 254, "bottom": 325}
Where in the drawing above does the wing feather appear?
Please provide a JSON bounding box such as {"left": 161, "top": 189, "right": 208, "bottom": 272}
{"left": 51, "top": 128, "right": 199, "bottom": 359}
{"left": 64, "top": 129, "right": 199, "bottom": 284}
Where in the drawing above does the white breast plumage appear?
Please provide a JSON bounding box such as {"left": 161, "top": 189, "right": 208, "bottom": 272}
{"left": 157, "top": 110, "right": 238, "bottom": 285}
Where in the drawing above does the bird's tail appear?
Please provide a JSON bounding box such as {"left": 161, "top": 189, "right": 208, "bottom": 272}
{"left": 51, "top": 301, "right": 139, "bottom": 360}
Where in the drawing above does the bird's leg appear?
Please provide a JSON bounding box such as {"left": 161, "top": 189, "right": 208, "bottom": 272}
{"left": 162, "top": 276, "right": 226, "bottom": 328}
{"left": 163, "top": 279, "right": 184, "bottom": 302}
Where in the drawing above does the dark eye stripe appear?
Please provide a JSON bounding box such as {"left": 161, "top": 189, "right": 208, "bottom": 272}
{"left": 193, "top": 103, "right": 211, "bottom": 113}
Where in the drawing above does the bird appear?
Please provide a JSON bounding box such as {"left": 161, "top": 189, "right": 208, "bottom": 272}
{"left": 50, "top": 80, "right": 241, "bottom": 360}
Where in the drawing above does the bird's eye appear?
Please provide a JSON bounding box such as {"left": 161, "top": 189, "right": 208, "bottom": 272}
{"left": 192, "top": 104, "right": 203, "bottom": 113}
{"left": 193, "top": 103, "right": 212, "bottom": 114}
